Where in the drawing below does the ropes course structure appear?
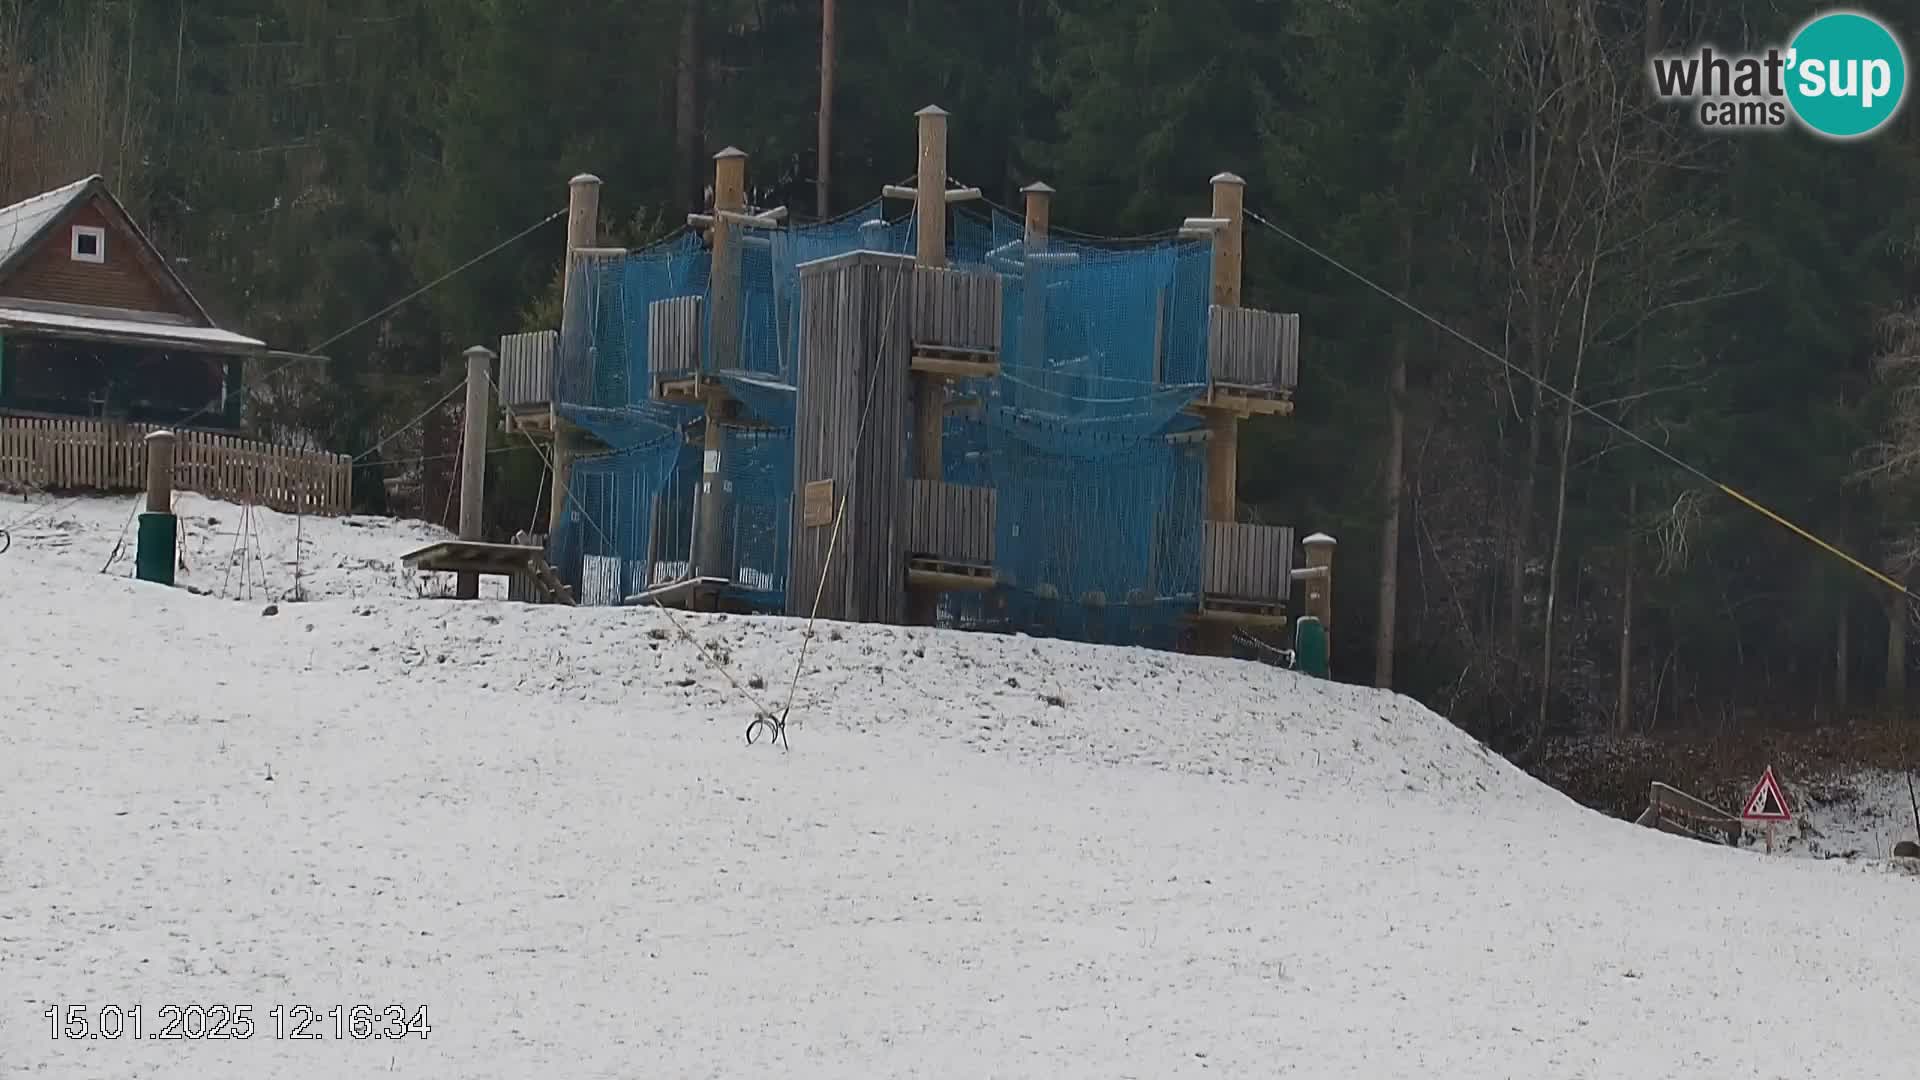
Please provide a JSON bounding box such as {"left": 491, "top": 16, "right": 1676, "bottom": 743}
{"left": 542, "top": 193, "right": 1248, "bottom": 649}
{"left": 489, "top": 107, "right": 1317, "bottom": 747}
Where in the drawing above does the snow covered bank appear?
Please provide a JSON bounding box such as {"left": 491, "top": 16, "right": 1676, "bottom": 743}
{"left": 3, "top": 498, "right": 1918, "bottom": 1078}
{"left": 0, "top": 490, "right": 504, "bottom": 601}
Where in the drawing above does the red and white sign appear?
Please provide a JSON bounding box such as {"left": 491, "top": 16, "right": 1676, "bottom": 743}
{"left": 1741, "top": 766, "right": 1793, "bottom": 823}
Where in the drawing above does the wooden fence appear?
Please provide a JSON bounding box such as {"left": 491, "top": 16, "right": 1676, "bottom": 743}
{"left": 911, "top": 266, "right": 1002, "bottom": 352}
{"left": 0, "top": 415, "right": 352, "bottom": 514}
{"left": 906, "top": 479, "right": 996, "bottom": 566}
{"left": 1202, "top": 521, "right": 1295, "bottom": 603}
{"left": 1208, "top": 305, "right": 1300, "bottom": 389}
{"left": 498, "top": 329, "right": 556, "bottom": 408}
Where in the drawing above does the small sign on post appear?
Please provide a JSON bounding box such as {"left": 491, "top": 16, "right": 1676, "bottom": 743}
{"left": 1740, "top": 765, "right": 1793, "bottom": 853}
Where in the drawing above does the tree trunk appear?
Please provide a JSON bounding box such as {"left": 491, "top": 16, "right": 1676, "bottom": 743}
{"left": 1886, "top": 591, "right": 1907, "bottom": 702}
{"left": 1616, "top": 482, "right": 1636, "bottom": 733}
{"left": 674, "top": 2, "right": 702, "bottom": 211}
{"left": 816, "top": 0, "right": 836, "bottom": 218}
{"left": 1374, "top": 222, "right": 1414, "bottom": 690}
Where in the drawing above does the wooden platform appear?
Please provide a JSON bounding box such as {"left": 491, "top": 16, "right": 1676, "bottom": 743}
{"left": 503, "top": 405, "right": 555, "bottom": 439}
{"left": 625, "top": 575, "right": 731, "bottom": 610}
{"left": 400, "top": 540, "right": 576, "bottom": 604}
{"left": 910, "top": 344, "right": 1001, "bottom": 380}
{"left": 1190, "top": 593, "right": 1291, "bottom": 629}
{"left": 906, "top": 556, "right": 997, "bottom": 592}
{"left": 1186, "top": 382, "right": 1295, "bottom": 418}
{"left": 655, "top": 373, "right": 734, "bottom": 405}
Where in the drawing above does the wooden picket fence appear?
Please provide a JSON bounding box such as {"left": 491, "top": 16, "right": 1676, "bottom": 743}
{"left": 0, "top": 415, "right": 352, "bottom": 514}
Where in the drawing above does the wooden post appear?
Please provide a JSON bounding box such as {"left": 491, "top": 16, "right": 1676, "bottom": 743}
{"left": 1205, "top": 411, "right": 1238, "bottom": 521}
{"left": 710, "top": 146, "right": 748, "bottom": 372}
{"left": 1018, "top": 181, "right": 1053, "bottom": 370}
{"left": 817, "top": 0, "right": 836, "bottom": 219}
{"left": 1303, "top": 532, "right": 1337, "bottom": 670}
{"left": 907, "top": 105, "right": 950, "bottom": 625}
{"left": 135, "top": 430, "right": 178, "bottom": 585}
{"left": 1209, "top": 170, "right": 1245, "bottom": 307}
{"left": 695, "top": 147, "right": 748, "bottom": 595}
{"left": 549, "top": 173, "right": 601, "bottom": 537}
{"left": 1196, "top": 170, "right": 1248, "bottom": 655}
{"left": 144, "top": 429, "right": 176, "bottom": 514}
{"left": 914, "top": 106, "right": 948, "bottom": 269}
{"left": 457, "top": 345, "right": 495, "bottom": 600}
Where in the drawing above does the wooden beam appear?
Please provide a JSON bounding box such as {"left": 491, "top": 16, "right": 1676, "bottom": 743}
{"left": 907, "top": 566, "right": 997, "bottom": 592}
{"left": 909, "top": 353, "right": 1000, "bottom": 379}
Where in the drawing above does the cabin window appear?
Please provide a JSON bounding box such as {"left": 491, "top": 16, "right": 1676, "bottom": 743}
{"left": 71, "top": 226, "right": 106, "bottom": 264}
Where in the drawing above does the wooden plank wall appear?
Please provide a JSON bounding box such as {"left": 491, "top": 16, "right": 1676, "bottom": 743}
{"left": 649, "top": 295, "right": 704, "bottom": 384}
{"left": 789, "top": 251, "right": 914, "bottom": 623}
{"left": 1202, "top": 521, "right": 1295, "bottom": 602}
{"left": 906, "top": 479, "right": 996, "bottom": 565}
{"left": 498, "top": 330, "right": 556, "bottom": 408}
{"left": 0, "top": 415, "right": 352, "bottom": 513}
{"left": 911, "top": 266, "right": 1003, "bottom": 351}
{"left": 1207, "top": 305, "right": 1300, "bottom": 388}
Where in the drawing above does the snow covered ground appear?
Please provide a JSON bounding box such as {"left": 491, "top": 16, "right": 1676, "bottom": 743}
{"left": 3, "top": 496, "right": 1918, "bottom": 1078}
{"left": 0, "top": 489, "right": 505, "bottom": 602}
{"left": 1753, "top": 769, "right": 1920, "bottom": 861}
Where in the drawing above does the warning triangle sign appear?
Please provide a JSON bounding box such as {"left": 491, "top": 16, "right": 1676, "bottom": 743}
{"left": 1741, "top": 766, "right": 1793, "bottom": 822}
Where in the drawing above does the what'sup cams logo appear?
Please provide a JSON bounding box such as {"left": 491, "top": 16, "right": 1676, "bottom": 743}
{"left": 1650, "top": 9, "right": 1908, "bottom": 138}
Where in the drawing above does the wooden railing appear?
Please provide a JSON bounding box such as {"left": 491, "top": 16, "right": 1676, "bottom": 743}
{"left": 1637, "top": 782, "right": 1741, "bottom": 846}
{"left": 1208, "top": 305, "right": 1300, "bottom": 389}
{"left": 649, "top": 295, "right": 705, "bottom": 381}
{"left": 911, "top": 266, "right": 1002, "bottom": 352}
{"left": 0, "top": 415, "right": 352, "bottom": 514}
{"left": 1203, "top": 521, "right": 1294, "bottom": 602}
{"left": 498, "top": 329, "right": 556, "bottom": 409}
{"left": 906, "top": 479, "right": 995, "bottom": 566}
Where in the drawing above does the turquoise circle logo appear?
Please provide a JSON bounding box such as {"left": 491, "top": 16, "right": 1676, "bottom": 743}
{"left": 1786, "top": 10, "right": 1907, "bottom": 138}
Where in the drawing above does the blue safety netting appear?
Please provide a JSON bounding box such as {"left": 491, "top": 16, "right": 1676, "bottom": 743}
{"left": 719, "top": 425, "right": 794, "bottom": 611}
{"left": 547, "top": 193, "right": 1247, "bottom": 641}
{"left": 549, "top": 426, "right": 684, "bottom": 605}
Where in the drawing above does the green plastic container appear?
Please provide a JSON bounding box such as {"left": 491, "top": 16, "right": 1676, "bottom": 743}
{"left": 1293, "top": 615, "right": 1329, "bottom": 678}
{"left": 136, "top": 512, "right": 177, "bottom": 585}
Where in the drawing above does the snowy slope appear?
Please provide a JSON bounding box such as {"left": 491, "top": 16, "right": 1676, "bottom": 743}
{"left": 0, "top": 490, "right": 505, "bottom": 602}
{"left": 3, "top": 498, "right": 1918, "bottom": 1079}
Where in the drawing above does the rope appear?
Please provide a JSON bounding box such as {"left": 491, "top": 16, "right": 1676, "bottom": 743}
{"left": 168, "top": 208, "right": 568, "bottom": 433}
{"left": 353, "top": 379, "right": 467, "bottom": 464}
{"left": 1243, "top": 207, "right": 1912, "bottom": 600}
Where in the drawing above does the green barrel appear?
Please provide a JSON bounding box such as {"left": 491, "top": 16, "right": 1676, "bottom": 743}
{"left": 135, "top": 512, "right": 177, "bottom": 585}
{"left": 1293, "top": 615, "right": 1329, "bottom": 678}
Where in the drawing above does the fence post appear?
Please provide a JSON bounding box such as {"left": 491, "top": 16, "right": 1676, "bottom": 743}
{"left": 457, "top": 344, "right": 495, "bottom": 600}
{"left": 136, "top": 430, "right": 178, "bottom": 585}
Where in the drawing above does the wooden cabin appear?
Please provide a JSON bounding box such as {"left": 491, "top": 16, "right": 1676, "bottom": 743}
{"left": 0, "top": 176, "right": 354, "bottom": 514}
{"left": 0, "top": 175, "right": 264, "bottom": 429}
